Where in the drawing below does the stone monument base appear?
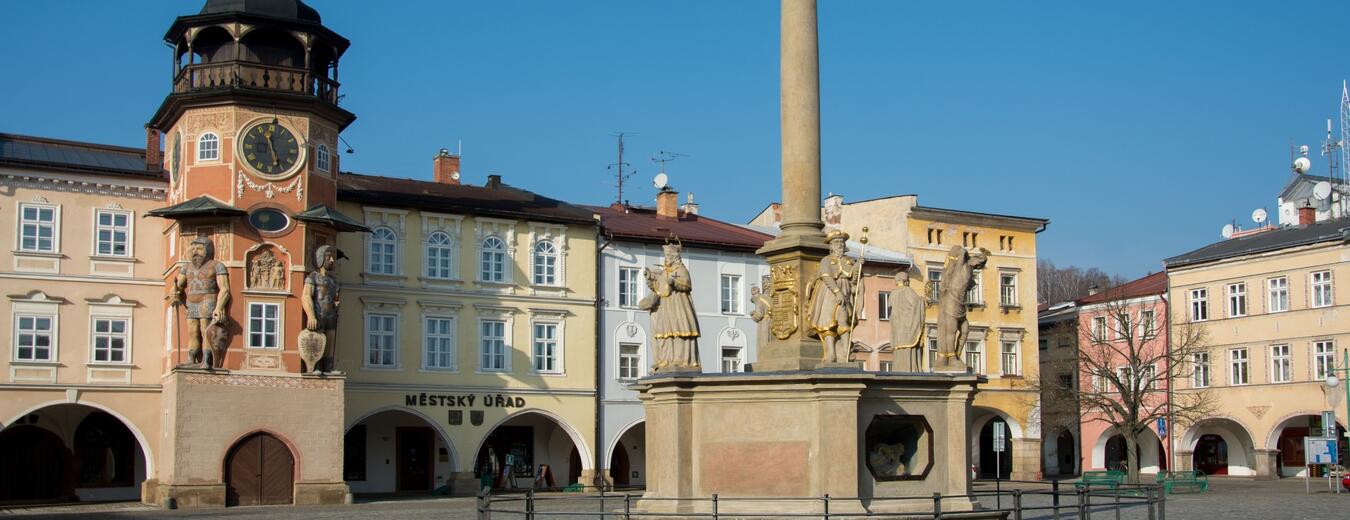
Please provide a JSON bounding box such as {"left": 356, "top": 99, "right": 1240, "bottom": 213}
{"left": 635, "top": 370, "right": 989, "bottom": 517}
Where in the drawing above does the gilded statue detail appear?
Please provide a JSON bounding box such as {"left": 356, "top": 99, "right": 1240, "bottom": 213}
{"left": 643, "top": 243, "right": 701, "bottom": 373}
{"left": 805, "top": 230, "right": 859, "bottom": 363}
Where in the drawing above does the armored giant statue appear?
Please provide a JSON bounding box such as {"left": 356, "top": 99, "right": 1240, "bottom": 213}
{"left": 934, "top": 245, "right": 987, "bottom": 372}
{"left": 170, "top": 235, "right": 231, "bottom": 369}
{"left": 301, "top": 245, "right": 341, "bottom": 373}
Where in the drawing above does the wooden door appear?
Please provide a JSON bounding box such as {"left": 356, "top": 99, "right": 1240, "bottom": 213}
{"left": 396, "top": 427, "right": 432, "bottom": 492}
{"left": 225, "top": 432, "right": 294, "bottom": 506}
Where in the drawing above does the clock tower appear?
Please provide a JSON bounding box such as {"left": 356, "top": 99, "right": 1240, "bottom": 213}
{"left": 145, "top": 0, "right": 364, "bottom": 507}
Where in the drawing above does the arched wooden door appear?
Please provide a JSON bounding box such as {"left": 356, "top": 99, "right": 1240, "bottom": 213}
{"left": 225, "top": 432, "right": 294, "bottom": 506}
{"left": 0, "top": 426, "right": 71, "bottom": 502}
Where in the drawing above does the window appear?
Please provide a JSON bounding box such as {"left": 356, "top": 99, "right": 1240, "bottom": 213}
{"left": 532, "top": 241, "right": 559, "bottom": 286}
{"left": 965, "top": 340, "right": 983, "bottom": 374}
{"left": 1226, "top": 283, "right": 1247, "bottom": 317}
{"left": 368, "top": 227, "right": 397, "bottom": 275}
{"left": 1117, "top": 365, "right": 1157, "bottom": 393}
{"left": 721, "top": 274, "right": 742, "bottom": 314}
{"left": 1001, "top": 341, "right": 1020, "bottom": 375}
{"left": 532, "top": 322, "right": 560, "bottom": 373}
{"left": 1058, "top": 374, "right": 1074, "bottom": 391}
{"left": 927, "top": 269, "right": 942, "bottom": 303}
{"left": 926, "top": 328, "right": 939, "bottom": 371}
{"left": 880, "top": 361, "right": 893, "bottom": 372}
{"left": 618, "top": 267, "right": 642, "bottom": 308}
{"left": 14, "top": 315, "right": 55, "bottom": 361}
{"left": 198, "top": 132, "right": 219, "bottom": 161}
{"left": 365, "top": 313, "right": 397, "bottom": 367}
{"left": 721, "top": 346, "right": 743, "bottom": 373}
{"left": 1189, "top": 288, "right": 1208, "bottom": 321}
{"left": 1091, "top": 316, "right": 1108, "bottom": 341}
{"left": 91, "top": 318, "right": 128, "bottom": 363}
{"left": 1000, "top": 273, "right": 1018, "bottom": 307}
{"left": 1039, "top": 338, "right": 1048, "bottom": 351}
{"left": 94, "top": 210, "right": 130, "bottom": 257}
{"left": 479, "top": 319, "right": 507, "bottom": 371}
{"left": 1140, "top": 310, "right": 1156, "bottom": 337}
{"left": 247, "top": 208, "right": 289, "bottom": 233}
{"left": 18, "top": 204, "right": 57, "bottom": 252}
{"left": 618, "top": 343, "right": 642, "bottom": 380}
{"left": 1192, "top": 352, "right": 1211, "bottom": 388}
{"left": 1270, "top": 344, "right": 1291, "bottom": 383}
{"left": 1228, "top": 348, "right": 1249, "bottom": 385}
{"left": 316, "top": 144, "right": 331, "bottom": 173}
{"left": 966, "top": 270, "right": 983, "bottom": 305}
{"left": 1315, "top": 340, "right": 1335, "bottom": 381}
{"left": 423, "top": 317, "right": 456, "bottom": 370}
{"left": 244, "top": 303, "right": 279, "bottom": 348}
{"left": 878, "top": 291, "right": 892, "bottom": 320}
{"left": 1311, "top": 271, "right": 1334, "bottom": 308}
{"left": 425, "top": 231, "right": 456, "bottom": 280}
{"left": 480, "top": 236, "right": 507, "bottom": 282}
{"left": 1267, "top": 277, "right": 1289, "bottom": 313}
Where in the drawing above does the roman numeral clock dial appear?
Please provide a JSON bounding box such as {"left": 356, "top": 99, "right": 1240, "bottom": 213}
{"left": 240, "top": 122, "right": 301, "bottom": 177}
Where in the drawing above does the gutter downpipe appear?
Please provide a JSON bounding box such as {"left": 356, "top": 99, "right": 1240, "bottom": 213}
{"left": 1163, "top": 267, "right": 1176, "bottom": 473}
{"left": 593, "top": 216, "right": 612, "bottom": 491}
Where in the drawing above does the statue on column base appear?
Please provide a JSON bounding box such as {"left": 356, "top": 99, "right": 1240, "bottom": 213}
{"left": 805, "top": 230, "right": 858, "bottom": 364}
{"left": 888, "top": 269, "right": 926, "bottom": 372}
{"left": 645, "top": 242, "right": 701, "bottom": 373}
{"left": 170, "top": 235, "right": 231, "bottom": 370}
{"left": 934, "top": 245, "right": 987, "bottom": 372}
{"left": 301, "top": 245, "right": 342, "bottom": 374}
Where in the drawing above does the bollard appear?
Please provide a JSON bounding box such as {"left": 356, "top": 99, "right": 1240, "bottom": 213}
{"left": 1113, "top": 487, "right": 1121, "bottom": 520}
{"left": 1083, "top": 485, "right": 1092, "bottom": 520}
{"left": 478, "top": 487, "right": 492, "bottom": 520}
{"left": 1052, "top": 479, "right": 1061, "bottom": 520}
{"left": 624, "top": 493, "right": 632, "bottom": 520}
{"left": 1146, "top": 486, "right": 1156, "bottom": 520}
{"left": 1158, "top": 486, "right": 1166, "bottom": 520}
{"left": 712, "top": 493, "right": 720, "bottom": 520}
{"left": 526, "top": 489, "right": 535, "bottom": 520}
{"left": 933, "top": 492, "right": 943, "bottom": 520}
{"left": 1076, "top": 488, "right": 1087, "bottom": 520}
{"left": 823, "top": 493, "right": 830, "bottom": 520}
{"left": 1012, "top": 490, "right": 1023, "bottom": 520}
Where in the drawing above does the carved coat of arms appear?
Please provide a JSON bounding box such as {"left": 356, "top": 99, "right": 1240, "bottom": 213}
{"left": 770, "top": 264, "right": 799, "bottom": 340}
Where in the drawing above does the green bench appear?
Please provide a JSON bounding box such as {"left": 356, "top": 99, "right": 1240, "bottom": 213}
{"left": 1156, "top": 470, "right": 1208, "bottom": 494}
{"left": 1073, "top": 470, "right": 1126, "bottom": 491}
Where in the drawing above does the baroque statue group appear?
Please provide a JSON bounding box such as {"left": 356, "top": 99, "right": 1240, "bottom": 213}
{"left": 642, "top": 232, "right": 989, "bottom": 374}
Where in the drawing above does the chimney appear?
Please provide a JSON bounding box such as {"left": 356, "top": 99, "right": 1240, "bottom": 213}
{"left": 680, "top": 192, "right": 699, "bottom": 215}
{"left": 770, "top": 202, "right": 782, "bottom": 225}
{"left": 485, "top": 174, "right": 502, "bottom": 189}
{"left": 433, "top": 148, "right": 461, "bottom": 185}
{"left": 1087, "top": 284, "right": 1101, "bottom": 296}
{"left": 1299, "top": 202, "right": 1315, "bottom": 226}
{"left": 145, "top": 126, "right": 162, "bottom": 171}
{"left": 656, "top": 187, "right": 679, "bottom": 219}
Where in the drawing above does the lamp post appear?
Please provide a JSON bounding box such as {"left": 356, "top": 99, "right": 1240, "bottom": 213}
{"left": 1323, "top": 349, "right": 1350, "bottom": 487}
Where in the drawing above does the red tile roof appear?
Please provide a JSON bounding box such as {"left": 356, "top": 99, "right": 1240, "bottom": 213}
{"left": 1076, "top": 271, "right": 1167, "bottom": 305}
{"left": 588, "top": 204, "right": 772, "bottom": 252}
{"left": 338, "top": 172, "right": 596, "bottom": 224}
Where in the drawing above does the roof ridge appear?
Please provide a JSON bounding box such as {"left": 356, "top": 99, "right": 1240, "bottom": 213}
{"left": 0, "top": 132, "right": 146, "bottom": 155}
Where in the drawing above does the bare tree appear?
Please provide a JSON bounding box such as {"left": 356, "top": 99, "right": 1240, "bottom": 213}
{"left": 1035, "top": 290, "right": 1215, "bottom": 484}
{"left": 1037, "top": 259, "right": 1129, "bottom": 304}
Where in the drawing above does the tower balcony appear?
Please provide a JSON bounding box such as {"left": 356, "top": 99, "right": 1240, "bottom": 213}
{"left": 173, "top": 61, "right": 340, "bottom": 105}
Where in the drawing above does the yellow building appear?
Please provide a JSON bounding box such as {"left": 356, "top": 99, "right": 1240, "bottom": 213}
{"left": 1165, "top": 214, "right": 1350, "bottom": 479}
{"left": 751, "top": 194, "right": 1048, "bottom": 479}
{"left": 335, "top": 167, "right": 600, "bottom": 494}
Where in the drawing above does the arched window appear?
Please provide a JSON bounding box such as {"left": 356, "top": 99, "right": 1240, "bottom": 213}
{"left": 316, "top": 144, "right": 331, "bottom": 173}
{"left": 480, "top": 236, "right": 507, "bottom": 282}
{"left": 425, "top": 231, "right": 455, "bottom": 279}
{"left": 198, "top": 132, "right": 219, "bottom": 162}
{"left": 532, "top": 240, "right": 558, "bottom": 286}
{"left": 368, "top": 227, "right": 397, "bottom": 275}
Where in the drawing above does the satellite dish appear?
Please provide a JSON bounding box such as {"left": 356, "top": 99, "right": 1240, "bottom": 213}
{"left": 1294, "top": 157, "right": 1312, "bottom": 174}
{"left": 1252, "top": 208, "right": 1268, "bottom": 224}
{"left": 653, "top": 173, "right": 669, "bottom": 190}
{"left": 1314, "top": 181, "right": 1332, "bottom": 201}
{"left": 1221, "top": 224, "right": 1235, "bottom": 239}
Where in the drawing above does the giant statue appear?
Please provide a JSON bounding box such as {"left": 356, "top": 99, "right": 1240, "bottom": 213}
{"left": 805, "top": 230, "right": 859, "bottom": 363}
{"left": 170, "top": 234, "right": 231, "bottom": 369}
{"left": 934, "top": 245, "right": 987, "bottom": 372}
{"left": 888, "top": 269, "right": 927, "bottom": 371}
{"left": 645, "top": 243, "right": 701, "bottom": 372}
{"left": 301, "top": 245, "right": 341, "bottom": 373}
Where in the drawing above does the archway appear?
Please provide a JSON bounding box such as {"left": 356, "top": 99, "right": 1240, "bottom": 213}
{"left": 1268, "top": 414, "right": 1347, "bottom": 477}
{"left": 475, "top": 411, "right": 589, "bottom": 490}
{"left": 972, "top": 408, "right": 1021, "bottom": 479}
{"left": 224, "top": 432, "right": 294, "bottom": 506}
{"left": 1042, "top": 429, "right": 1078, "bottom": 477}
{"left": 0, "top": 426, "right": 69, "bottom": 502}
{"left": 1182, "top": 418, "right": 1255, "bottom": 476}
{"left": 1101, "top": 428, "right": 1165, "bottom": 474}
{"left": 608, "top": 421, "right": 646, "bottom": 488}
{"left": 345, "top": 408, "right": 457, "bottom": 494}
{"left": 0, "top": 403, "right": 148, "bottom": 503}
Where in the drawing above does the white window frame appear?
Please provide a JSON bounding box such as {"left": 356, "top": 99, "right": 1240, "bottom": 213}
{"left": 364, "top": 312, "right": 399, "bottom": 368}
{"left": 1315, "top": 340, "right": 1335, "bottom": 382}
{"left": 17, "top": 202, "right": 60, "bottom": 253}
{"left": 1000, "top": 340, "right": 1020, "bottom": 376}
{"left": 90, "top": 316, "right": 130, "bottom": 364}
{"left": 966, "top": 269, "right": 983, "bottom": 305}
{"left": 316, "top": 143, "right": 331, "bottom": 173}
{"left": 1140, "top": 309, "right": 1156, "bottom": 337}
{"left": 1311, "top": 270, "right": 1334, "bottom": 308}
{"left": 877, "top": 291, "right": 892, "bottom": 321}
{"left": 1229, "top": 347, "right": 1249, "bottom": 386}
{"left": 1091, "top": 316, "right": 1108, "bottom": 341}
{"left": 720, "top": 274, "right": 743, "bottom": 314}
{"left": 1269, "top": 344, "right": 1292, "bottom": 383}
{"left": 999, "top": 272, "right": 1018, "bottom": 307}
{"left": 618, "top": 267, "right": 643, "bottom": 308}
{"left": 1189, "top": 288, "right": 1209, "bottom": 322}
{"left": 532, "top": 240, "right": 559, "bottom": 286}
{"left": 721, "top": 345, "right": 745, "bottom": 373}
{"left": 423, "top": 316, "right": 457, "bottom": 371}
{"left": 926, "top": 268, "right": 942, "bottom": 303}
{"left": 93, "top": 209, "right": 132, "bottom": 258}
{"left": 965, "top": 340, "right": 984, "bottom": 374}
{"left": 197, "top": 132, "right": 220, "bottom": 162}
{"left": 531, "top": 319, "right": 563, "bottom": 374}
{"left": 13, "top": 313, "right": 57, "bottom": 362}
{"left": 424, "top": 231, "right": 457, "bottom": 280}
{"left": 246, "top": 302, "right": 281, "bottom": 349}
{"left": 1227, "top": 282, "right": 1247, "bottom": 318}
{"left": 367, "top": 226, "right": 398, "bottom": 275}
{"left": 479, "top": 318, "right": 509, "bottom": 372}
{"left": 879, "top": 361, "right": 893, "bottom": 372}
{"left": 1192, "top": 352, "right": 1211, "bottom": 388}
{"left": 1267, "top": 277, "right": 1289, "bottom": 313}
{"left": 480, "top": 235, "right": 508, "bottom": 283}
{"left": 617, "top": 342, "right": 643, "bottom": 381}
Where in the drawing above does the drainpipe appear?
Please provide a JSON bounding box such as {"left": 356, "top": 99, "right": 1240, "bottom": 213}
{"left": 1163, "top": 280, "right": 1176, "bottom": 472}
{"left": 592, "top": 217, "right": 612, "bottom": 491}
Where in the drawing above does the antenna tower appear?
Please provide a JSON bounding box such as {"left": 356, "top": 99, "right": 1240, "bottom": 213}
{"left": 608, "top": 132, "right": 636, "bottom": 204}
{"left": 1341, "top": 80, "right": 1350, "bottom": 185}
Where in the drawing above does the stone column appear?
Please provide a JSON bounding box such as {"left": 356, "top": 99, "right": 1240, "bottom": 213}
{"left": 1253, "top": 449, "right": 1280, "bottom": 480}
{"left": 1174, "top": 450, "right": 1194, "bottom": 471}
{"left": 755, "top": 0, "right": 830, "bottom": 372}
{"left": 1011, "top": 438, "right": 1041, "bottom": 480}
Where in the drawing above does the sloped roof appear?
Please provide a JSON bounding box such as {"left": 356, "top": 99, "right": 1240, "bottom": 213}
{"left": 146, "top": 195, "right": 246, "bottom": 218}
{"left": 0, "top": 133, "right": 162, "bottom": 179}
{"left": 1164, "top": 219, "right": 1350, "bottom": 269}
{"left": 1077, "top": 271, "right": 1167, "bottom": 305}
{"left": 294, "top": 204, "right": 369, "bottom": 232}
{"left": 590, "top": 205, "right": 772, "bottom": 252}
{"left": 739, "top": 224, "right": 912, "bottom": 266}
{"left": 1278, "top": 173, "right": 1343, "bottom": 202}
{"left": 338, "top": 172, "right": 596, "bottom": 225}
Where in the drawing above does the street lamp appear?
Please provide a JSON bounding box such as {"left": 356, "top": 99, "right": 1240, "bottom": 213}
{"left": 1323, "top": 350, "right": 1350, "bottom": 489}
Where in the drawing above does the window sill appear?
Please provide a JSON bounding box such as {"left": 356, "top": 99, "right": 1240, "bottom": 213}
{"left": 242, "top": 289, "right": 290, "bottom": 297}
{"left": 89, "top": 255, "right": 135, "bottom": 263}
{"left": 244, "top": 345, "right": 284, "bottom": 350}
{"left": 361, "top": 272, "right": 404, "bottom": 285}
{"left": 86, "top": 361, "right": 132, "bottom": 367}
{"left": 12, "top": 250, "right": 62, "bottom": 258}
{"left": 418, "top": 367, "right": 458, "bottom": 374}
{"left": 476, "top": 369, "right": 511, "bottom": 375}
{"left": 1000, "top": 304, "right": 1021, "bottom": 311}
{"left": 531, "top": 371, "right": 567, "bottom": 377}
{"left": 360, "top": 365, "right": 403, "bottom": 372}
{"left": 10, "top": 360, "right": 59, "bottom": 366}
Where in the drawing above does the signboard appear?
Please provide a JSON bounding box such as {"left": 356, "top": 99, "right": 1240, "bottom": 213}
{"left": 1305, "top": 437, "right": 1338, "bottom": 465}
{"left": 992, "top": 421, "right": 1006, "bottom": 452}
{"left": 1157, "top": 417, "right": 1167, "bottom": 438}
{"left": 1323, "top": 411, "right": 1338, "bottom": 438}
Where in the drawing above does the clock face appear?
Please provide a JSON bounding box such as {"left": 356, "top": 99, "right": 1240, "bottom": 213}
{"left": 240, "top": 122, "right": 301, "bottom": 177}
{"left": 170, "top": 132, "right": 181, "bottom": 182}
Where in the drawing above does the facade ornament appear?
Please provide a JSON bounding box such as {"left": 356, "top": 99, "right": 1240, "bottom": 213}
{"left": 247, "top": 248, "right": 286, "bottom": 290}
{"left": 769, "top": 264, "right": 799, "bottom": 340}
{"left": 106, "top": 202, "right": 124, "bottom": 209}
{"left": 805, "top": 229, "right": 859, "bottom": 363}
{"left": 642, "top": 242, "right": 701, "bottom": 372}
{"left": 237, "top": 170, "right": 304, "bottom": 201}
{"left": 888, "top": 269, "right": 927, "bottom": 371}
{"left": 934, "top": 245, "right": 988, "bottom": 372}
{"left": 170, "top": 234, "right": 231, "bottom": 369}
{"left": 300, "top": 245, "right": 340, "bottom": 373}
{"left": 750, "top": 275, "right": 773, "bottom": 353}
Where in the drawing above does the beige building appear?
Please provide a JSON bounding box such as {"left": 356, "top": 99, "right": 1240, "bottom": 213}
{"left": 1165, "top": 212, "right": 1349, "bottom": 478}
{"left": 750, "top": 194, "right": 1048, "bottom": 479}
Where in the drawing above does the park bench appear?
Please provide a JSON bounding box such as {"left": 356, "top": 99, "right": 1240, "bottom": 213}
{"left": 1073, "top": 470, "right": 1126, "bottom": 491}
{"left": 1156, "top": 470, "right": 1208, "bottom": 494}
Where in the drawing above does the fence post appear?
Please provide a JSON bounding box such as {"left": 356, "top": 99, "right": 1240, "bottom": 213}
{"left": 1113, "top": 486, "right": 1121, "bottom": 520}
{"left": 1158, "top": 485, "right": 1166, "bottom": 520}
{"left": 823, "top": 493, "right": 830, "bottom": 520}
{"left": 1012, "top": 489, "right": 1023, "bottom": 520}
{"left": 526, "top": 489, "right": 535, "bottom": 520}
{"left": 712, "top": 493, "right": 719, "bottom": 520}
{"left": 624, "top": 493, "right": 632, "bottom": 520}
{"left": 932, "top": 492, "right": 943, "bottom": 520}
{"left": 1083, "top": 485, "right": 1092, "bottom": 520}
{"left": 1146, "top": 486, "right": 1156, "bottom": 520}
{"left": 1076, "top": 488, "right": 1087, "bottom": 520}
{"left": 1051, "top": 480, "right": 1061, "bottom": 520}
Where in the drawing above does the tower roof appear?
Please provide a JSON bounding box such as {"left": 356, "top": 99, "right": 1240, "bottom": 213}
{"left": 199, "top": 0, "right": 321, "bottom": 24}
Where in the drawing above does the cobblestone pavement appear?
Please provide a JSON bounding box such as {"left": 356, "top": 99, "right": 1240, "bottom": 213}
{"left": 3, "top": 478, "right": 1349, "bottom": 519}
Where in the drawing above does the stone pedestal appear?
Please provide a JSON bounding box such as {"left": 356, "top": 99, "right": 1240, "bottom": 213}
{"left": 1010, "top": 438, "right": 1041, "bottom": 480}
{"left": 1253, "top": 449, "right": 1280, "bottom": 480}
{"left": 636, "top": 371, "right": 987, "bottom": 516}
{"left": 1174, "top": 450, "right": 1194, "bottom": 471}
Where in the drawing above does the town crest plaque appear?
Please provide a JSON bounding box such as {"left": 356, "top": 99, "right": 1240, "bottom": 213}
{"left": 770, "top": 264, "right": 799, "bottom": 339}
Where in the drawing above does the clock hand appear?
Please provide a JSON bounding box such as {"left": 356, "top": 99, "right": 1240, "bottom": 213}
{"left": 264, "top": 130, "right": 279, "bottom": 166}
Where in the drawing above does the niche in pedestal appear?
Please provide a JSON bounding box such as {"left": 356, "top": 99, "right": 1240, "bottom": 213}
{"left": 865, "top": 415, "right": 933, "bottom": 481}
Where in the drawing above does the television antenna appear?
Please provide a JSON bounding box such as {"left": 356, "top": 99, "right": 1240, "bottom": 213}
{"left": 651, "top": 150, "right": 688, "bottom": 177}
{"left": 607, "top": 132, "right": 637, "bottom": 205}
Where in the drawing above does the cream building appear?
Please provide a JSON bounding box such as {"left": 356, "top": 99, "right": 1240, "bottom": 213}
{"left": 750, "top": 194, "right": 1049, "bottom": 479}
{"left": 1165, "top": 212, "right": 1350, "bottom": 479}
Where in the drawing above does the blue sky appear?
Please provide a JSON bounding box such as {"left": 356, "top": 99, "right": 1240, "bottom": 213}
{"left": 3, "top": 1, "right": 1349, "bottom": 278}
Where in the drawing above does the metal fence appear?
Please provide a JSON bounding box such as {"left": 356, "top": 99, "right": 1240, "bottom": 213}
{"left": 476, "top": 480, "right": 1167, "bottom": 520}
